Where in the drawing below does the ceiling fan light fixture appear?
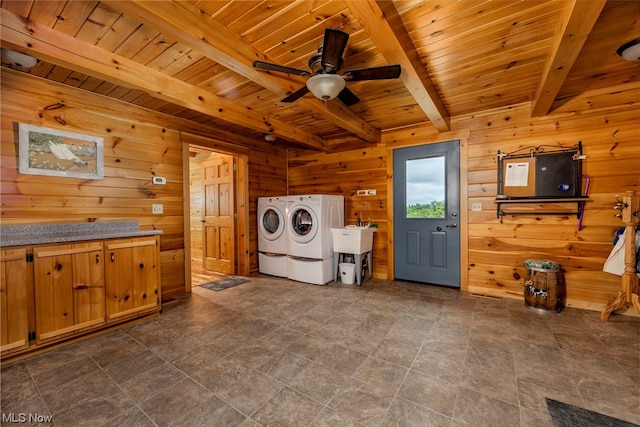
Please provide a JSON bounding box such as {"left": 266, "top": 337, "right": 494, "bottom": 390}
{"left": 306, "top": 74, "right": 345, "bottom": 101}
{"left": 1, "top": 48, "right": 38, "bottom": 68}
{"left": 616, "top": 38, "right": 640, "bottom": 61}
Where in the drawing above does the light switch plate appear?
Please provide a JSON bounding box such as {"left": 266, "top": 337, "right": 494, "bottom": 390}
{"left": 356, "top": 189, "right": 377, "bottom": 196}
{"left": 471, "top": 201, "right": 482, "bottom": 211}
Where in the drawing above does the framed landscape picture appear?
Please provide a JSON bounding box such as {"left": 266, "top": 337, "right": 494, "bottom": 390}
{"left": 18, "top": 123, "right": 104, "bottom": 180}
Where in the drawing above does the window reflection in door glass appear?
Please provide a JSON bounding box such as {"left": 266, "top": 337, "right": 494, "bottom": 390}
{"left": 406, "top": 156, "right": 445, "bottom": 218}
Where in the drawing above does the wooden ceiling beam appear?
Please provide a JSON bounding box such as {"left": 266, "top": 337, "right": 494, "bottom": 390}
{"left": 531, "top": 0, "right": 606, "bottom": 117}
{"left": 0, "top": 8, "right": 326, "bottom": 150}
{"left": 345, "top": 0, "right": 450, "bottom": 132}
{"left": 1, "top": 68, "right": 259, "bottom": 155}
{"left": 104, "top": 0, "right": 380, "bottom": 144}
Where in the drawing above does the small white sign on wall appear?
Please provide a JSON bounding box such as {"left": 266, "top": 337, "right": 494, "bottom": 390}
{"left": 504, "top": 162, "right": 529, "bottom": 187}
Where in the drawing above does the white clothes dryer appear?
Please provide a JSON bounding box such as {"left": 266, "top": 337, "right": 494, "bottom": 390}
{"left": 286, "top": 194, "right": 344, "bottom": 284}
{"left": 257, "top": 196, "right": 290, "bottom": 277}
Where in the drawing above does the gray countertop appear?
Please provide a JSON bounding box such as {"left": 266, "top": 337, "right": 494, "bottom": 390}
{"left": 0, "top": 221, "right": 162, "bottom": 247}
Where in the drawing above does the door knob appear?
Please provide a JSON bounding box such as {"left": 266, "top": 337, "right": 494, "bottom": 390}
{"left": 446, "top": 223, "right": 458, "bottom": 228}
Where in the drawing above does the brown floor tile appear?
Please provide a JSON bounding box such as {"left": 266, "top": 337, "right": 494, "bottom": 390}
{"left": 452, "top": 387, "right": 521, "bottom": 426}
{"left": 382, "top": 397, "right": 451, "bottom": 427}
{"left": 399, "top": 369, "right": 458, "bottom": 417}
{"left": 459, "top": 364, "right": 519, "bottom": 405}
{"left": 576, "top": 377, "right": 640, "bottom": 425}
{"left": 372, "top": 337, "right": 422, "bottom": 367}
{"left": 216, "top": 370, "right": 284, "bottom": 416}
{"left": 171, "top": 395, "right": 247, "bottom": 427}
{"left": 286, "top": 334, "right": 334, "bottom": 360}
{"left": 102, "top": 406, "right": 156, "bottom": 427}
{"left": 3, "top": 276, "right": 639, "bottom": 427}
{"left": 352, "top": 355, "right": 408, "bottom": 392}
{"left": 289, "top": 361, "right": 348, "bottom": 404}
{"left": 118, "top": 362, "right": 186, "bottom": 404}
{"left": 257, "top": 350, "right": 311, "bottom": 383}
{"left": 139, "top": 378, "right": 214, "bottom": 426}
{"left": 316, "top": 343, "right": 367, "bottom": 375}
{"left": 309, "top": 406, "right": 361, "bottom": 427}
{"left": 412, "top": 349, "right": 464, "bottom": 384}
{"left": 251, "top": 387, "right": 324, "bottom": 426}
{"left": 327, "top": 379, "right": 395, "bottom": 425}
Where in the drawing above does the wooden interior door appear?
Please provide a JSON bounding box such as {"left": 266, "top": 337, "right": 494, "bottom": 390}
{"left": 202, "top": 155, "right": 235, "bottom": 274}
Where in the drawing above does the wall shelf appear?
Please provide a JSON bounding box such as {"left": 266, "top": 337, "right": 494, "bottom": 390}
{"left": 494, "top": 197, "right": 590, "bottom": 223}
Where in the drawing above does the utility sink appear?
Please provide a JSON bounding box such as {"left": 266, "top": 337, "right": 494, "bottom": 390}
{"left": 331, "top": 227, "right": 375, "bottom": 254}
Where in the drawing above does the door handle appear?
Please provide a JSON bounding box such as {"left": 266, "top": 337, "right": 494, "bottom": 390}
{"left": 445, "top": 223, "right": 457, "bottom": 228}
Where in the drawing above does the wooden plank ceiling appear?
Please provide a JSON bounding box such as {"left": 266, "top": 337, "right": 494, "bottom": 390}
{"left": 1, "top": 0, "right": 638, "bottom": 151}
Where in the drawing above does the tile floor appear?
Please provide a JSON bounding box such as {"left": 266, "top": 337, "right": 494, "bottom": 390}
{"left": 2, "top": 275, "right": 639, "bottom": 426}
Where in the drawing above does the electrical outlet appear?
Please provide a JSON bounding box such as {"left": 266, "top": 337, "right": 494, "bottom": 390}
{"left": 356, "top": 189, "right": 377, "bottom": 196}
{"left": 152, "top": 204, "right": 163, "bottom": 214}
{"left": 471, "top": 201, "right": 482, "bottom": 211}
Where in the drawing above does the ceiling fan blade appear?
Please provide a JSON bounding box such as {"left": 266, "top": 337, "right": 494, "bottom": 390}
{"left": 253, "top": 61, "right": 311, "bottom": 77}
{"left": 321, "top": 28, "right": 349, "bottom": 72}
{"left": 337, "top": 87, "right": 360, "bottom": 106}
{"left": 281, "top": 86, "right": 310, "bottom": 103}
{"left": 343, "top": 65, "right": 402, "bottom": 81}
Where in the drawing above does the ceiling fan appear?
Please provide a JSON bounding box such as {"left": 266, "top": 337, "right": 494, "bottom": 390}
{"left": 253, "top": 28, "right": 401, "bottom": 106}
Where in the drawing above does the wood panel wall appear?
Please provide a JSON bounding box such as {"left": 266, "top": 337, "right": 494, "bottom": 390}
{"left": 287, "top": 100, "right": 639, "bottom": 313}
{"left": 1, "top": 70, "right": 287, "bottom": 297}
{"left": 3, "top": 69, "right": 638, "bottom": 313}
{"left": 460, "top": 102, "right": 639, "bottom": 311}
{"left": 288, "top": 145, "right": 391, "bottom": 278}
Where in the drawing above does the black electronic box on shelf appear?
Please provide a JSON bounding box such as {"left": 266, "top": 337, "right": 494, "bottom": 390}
{"left": 497, "top": 142, "right": 583, "bottom": 199}
{"left": 494, "top": 142, "right": 589, "bottom": 226}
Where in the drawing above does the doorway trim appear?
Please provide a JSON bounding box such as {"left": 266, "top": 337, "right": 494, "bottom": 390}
{"left": 181, "top": 132, "right": 250, "bottom": 293}
{"left": 385, "top": 128, "right": 470, "bottom": 292}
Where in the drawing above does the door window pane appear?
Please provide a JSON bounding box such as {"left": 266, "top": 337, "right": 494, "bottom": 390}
{"left": 406, "top": 156, "right": 445, "bottom": 218}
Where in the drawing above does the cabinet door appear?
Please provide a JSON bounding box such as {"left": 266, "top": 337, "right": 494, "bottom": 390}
{"left": 105, "top": 237, "right": 159, "bottom": 323}
{"left": 33, "top": 242, "right": 105, "bottom": 344}
{"left": 0, "top": 248, "right": 29, "bottom": 354}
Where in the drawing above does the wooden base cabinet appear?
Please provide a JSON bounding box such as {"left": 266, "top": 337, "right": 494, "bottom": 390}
{"left": 105, "top": 237, "right": 160, "bottom": 324}
{"left": 0, "top": 235, "right": 160, "bottom": 361}
{"left": 33, "top": 242, "right": 106, "bottom": 344}
{"left": 0, "top": 248, "right": 30, "bottom": 355}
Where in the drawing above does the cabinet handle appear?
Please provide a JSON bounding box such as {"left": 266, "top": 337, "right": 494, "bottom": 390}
{"left": 111, "top": 252, "right": 115, "bottom": 262}
{"left": 96, "top": 254, "right": 100, "bottom": 264}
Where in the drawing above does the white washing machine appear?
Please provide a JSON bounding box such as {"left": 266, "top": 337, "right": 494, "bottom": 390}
{"left": 257, "top": 196, "right": 291, "bottom": 277}
{"left": 286, "top": 194, "right": 344, "bottom": 285}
